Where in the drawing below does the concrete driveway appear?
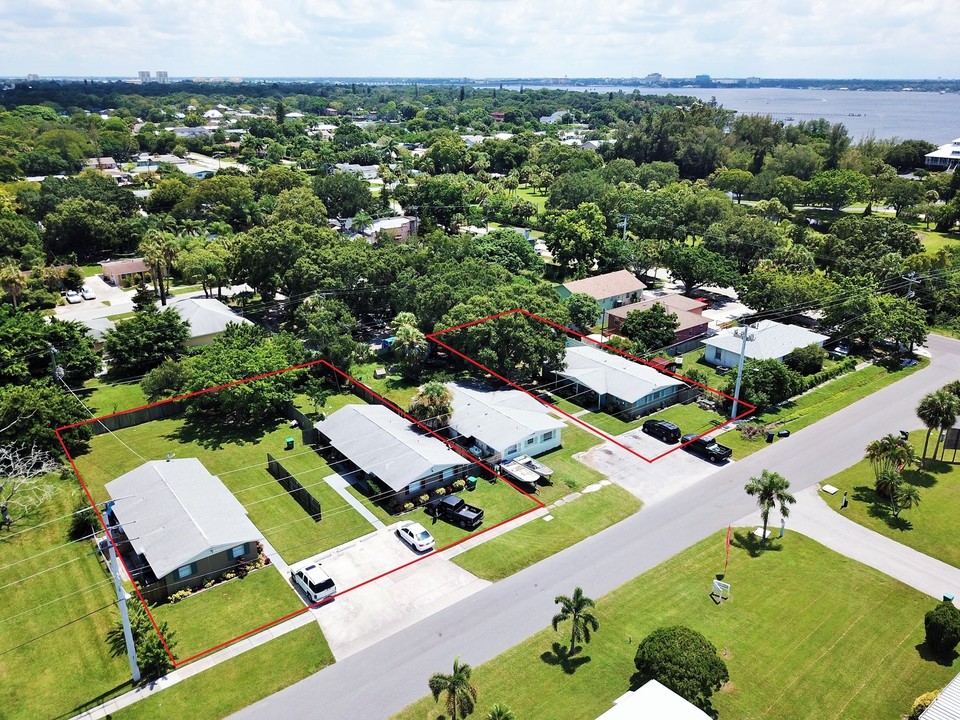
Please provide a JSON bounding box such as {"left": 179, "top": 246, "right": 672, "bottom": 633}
{"left": 300, "top": 523, "right": 489, "bottom": 660}
{"left": 579, "top": 429, "right": 729, "bottom": 505}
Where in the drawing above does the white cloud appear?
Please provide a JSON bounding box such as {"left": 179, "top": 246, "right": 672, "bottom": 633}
{"left": 0, "top": 0, "right": 957, "bottom": 78}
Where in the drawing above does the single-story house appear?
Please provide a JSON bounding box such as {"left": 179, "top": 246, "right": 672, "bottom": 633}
{"left": 925, "top": 138, "right": 960, "bottom": 171}
{"left": 105, "top": 458, "right": 261, "bottom": 600}
{"left": 557, "top": 270, "right": 647, "bottom": 322}
{"left": 85, "top": 156, "right": 118, "bottom": 170}
{"left": 556, "top": 344, "right": 685, "bottom": 418}
{"left": 316, "top": 404, "right": 473, "bottom": 501}
{"left": 596, "top": 680, "right": 710, "bottom": 720}
{"left": 365, "top": 216, "right": 418, "bottom": 242}
{"left": 606, "top": 295, "right": 709, "bottom": 344}
{"left": 169, "top": 297, "right": 253, "bottom": 346}
{"left": 702, "top": 319, "right": 829, "bottom": 368}
{"left": 101, "top": 258, "right": 149, "bottom": 286}
{"left": 920, "top": 669, "right": 960, "bottom": 719}
{"left": 447, "top": 381, "right": 564, "bottom": 462}
{"left": 334, "top": 163, "right": 379, "bottom": 180}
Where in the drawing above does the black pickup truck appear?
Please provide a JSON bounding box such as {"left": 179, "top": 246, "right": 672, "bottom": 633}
{"left": 681, "top": 433, "right": 733, "bottom": 463}
{"left": 424, "top": 494, "right": 484, "bottom": 530}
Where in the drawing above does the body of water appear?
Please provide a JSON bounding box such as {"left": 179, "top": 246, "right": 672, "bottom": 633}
{"left": 494, "top": 85, "right": 960, "bottom": 144}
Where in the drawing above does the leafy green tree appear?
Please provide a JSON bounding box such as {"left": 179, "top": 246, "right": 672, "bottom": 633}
{"left": 393, "top": 323, "right": 428, "bottom": 378}
{"left": 738, "top": 267, "right": 836, "bottom": 317}
{"left": 876, "top": 295, "right": 928, "bottom": 355}
{"left": 291, "top": 297, "right": 361, "bottom": 370}
{"left": 471, "top": 228, "right": 542, "bottom": 274}
{"left": 806, "top": 169, "right": 869, "bottom": 212}
{"left": 551, "top": 586, "right": 599, "bottom": 655}
{"left": 428, "top": 657, "right": 478, "bottom": 720}
{"left": 704, "top": 215, "right": 784, "bottom": 275}
{"left": 43, "top": 197, "right": 128, "bottom": 260}
{"left": 662, "top": 243, "right": 736, "bottom": 293}
{"left": 545, "top": 202, "right": 607, "bottom": 276}
{"left": 744, "top": 470, "right": 796, "bottom": 542}
{"left": 408, "top": 381, "right": 454, "bottom": 428}
{"left": 138, "top": 231, "right": 181, "bottom": 306}
{"left": 916, "top": 390, "right": 960, "bottom": 465}
{"left": 312, "top": 171, "right": 374, "bottom": 219}
{"left": 634, "top": 626, "right": 729, "bottom": 713}
{"left": 566, "top": 293, "right": 601, "bottom": 332}
{"left": 721, "top": 358, "right": 804, "bottom": 412}
{"left": 176, "top": 241, "right": 231, "bottom": 299}
{"left": 182, "top": 174, "right": 255, "bottom": 230}
{"left": 103, "top": 305, "right": 191, "bottom": 377}
{"left": 0, "top": 262, "right": 26, "bottom": 310}
{"left": 784, "top": 343, "right": 827, "bottom": 376}
{"left": 183, "top": 325, "right": 306, "bottom": 424}
{"left": 0, "top": 307, "right": 99, "bottom": 386}
{"left": 711, "top": 168, "right": 754, "bottom": 203}
{"left": 141, "top": 359, "right": 193, "bottom": 402}
{"left": 883, "top": 177, "right": 926, "bottom": 217}
{"left": 250, "top": 164, "right": 306, "bottom": 198}
{"left": 106, "top": 600, "right": 176, "bottom": 682}
{"left": 924, "top": 600, "right": 960, "bottom": 659}
{"left": 619, "top": 304, "right": 679, "bottom": 353}
{"left": 269, "top": 186, "right": 328, "bottom": 226}
{"left": 0, "top": 382, "right": 91, "bottom": 454}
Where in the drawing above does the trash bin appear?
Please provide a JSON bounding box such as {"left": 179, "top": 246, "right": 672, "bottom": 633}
{"left": 285, "top": 437, "right": 295, "bottom": 450}
{"left": 465, "top": 476, "right": 478, "bottom": 491}
{"left": 766, "top": 431, "right": 775, "bottom": 443}
{"left": 777, "top": 429, "right": 791, "bottom": 438}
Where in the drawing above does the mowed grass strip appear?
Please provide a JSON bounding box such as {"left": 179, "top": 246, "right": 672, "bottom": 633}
{"left": 822, "top": 429, "right": 960, "bottom": 568}
{"left": 151, "top": 567, "right": 305, "bottom": 660}
{"left": 392, "top": 531, "right": 957, "bottom": 720}
{"left": 111, "top": 623, "right": 333, "bottom": 720}
{"left": 453, "top": 485, "right": 641, "bottom": 581}
{"left": 0, "top": 484, "right": 133, "bottom": 720}
{"left": 534, "top": 425, "right": 606, "bottom": 503}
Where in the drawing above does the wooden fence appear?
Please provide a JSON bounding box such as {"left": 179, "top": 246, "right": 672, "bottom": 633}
{"left": 265, "top": 452, "right": 322, "bottom": 521}
{"left": 89, "top": 400, "right": 185, "bottom": 435}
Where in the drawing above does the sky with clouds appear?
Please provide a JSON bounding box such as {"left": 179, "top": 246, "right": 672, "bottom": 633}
{"left": 1, "top": 0, "right": 956, "bottom": 80}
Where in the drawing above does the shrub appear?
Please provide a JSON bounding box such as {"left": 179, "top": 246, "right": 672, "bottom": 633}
{"left": 452, "top": 479, "right": 466, "bottom": 491}
{"left": 909, "top": 689, "right": 941, "bottom": 719}
{"left": 168, "top": 588, "right": 193, "bottom": 604}
{"left": 634, "top": 626, "right": 729, "bottom": 712}
{"left": 924, "top": 601, "right": 960, "bottom": 658}
{"left": 220, "top": 571, "right": 237, "bottom": 582}
{"left": 739, "top": 424, "right": 767, "bottom": 442}
{"left": 402, "top": 502, "right": 415, "bottom": 512}
{"left": 434, "top": 487, "right": 446, "bottom": 497}
{"left": 418, "top": 494, "right": 430, "bottom": 505}
{"left": 203, "top": 578, "right": 216, "bottom": 590}
{"left": 785, "top": 343, "right": 827, "bottom": 375}
{"left": 236, "top": 561, "right": 251, "bottom": 579}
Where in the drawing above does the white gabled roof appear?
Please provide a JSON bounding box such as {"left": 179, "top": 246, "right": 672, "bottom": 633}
{"left": 703, "top": 320, "right": 828, "bottom": 361}
{"left": 169, "top": 297, "right": 252, "bottom": 338}
{"left": 448, "top": 382, "right": 564, "bottom": 452}
{"left": 597, "top": 681, "right": 710, "bottom": 719}
{"left": 106, "top": 459, "right": 261, "bottom": 579}
{"left": 316, "top": 405, "right": 470, "bottom": 492}
{"left": 557, "top": 344, "right": 684, "bottom": 404}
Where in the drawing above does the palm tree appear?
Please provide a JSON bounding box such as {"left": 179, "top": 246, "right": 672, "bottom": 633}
{"left": 864, "top": 434, "right": 919, "bottom": 481}
{"left": 0, "top": 262, "right": 27, "bottom": 310}
{"left": 408, "top": 382, "right": 454, "bottom": 429}
{"left": 874, "top": 466, "right": 901, "bottom": 500}
{"left": 744, "top": 470, "right": 796, "bottom": 543}
{"left": 486, "top": 704, "right": 515, "bottom": 720}
{"left": 139, "top": 231, "right": 182, "bottom": 306}
{"left": 428, "top": 657, "right": 478, "bottom": 720}
{"left": 393, "top": 323, "right": 427, "bottom": 371}
{"left": 552, "top": 586, "right": 600, "bottom": 655}
{"left": 892, "top": 483, "right": 921, "bottom": 518}
{"left": 917, "top": 390, "right": 960, "bottom": 466}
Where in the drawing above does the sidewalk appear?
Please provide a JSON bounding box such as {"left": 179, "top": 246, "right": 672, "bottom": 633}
{"left": 323, "top": 473, "right": 386, "bottom": 530}
{"left": 740, "top": 486, "right": 960, "bottom": 607}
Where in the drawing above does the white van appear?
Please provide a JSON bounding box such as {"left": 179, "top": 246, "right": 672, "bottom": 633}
{"left": 291, "top": 563, "right": 337, "bottom": 604}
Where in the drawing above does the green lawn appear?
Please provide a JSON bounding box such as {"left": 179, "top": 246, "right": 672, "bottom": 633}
{"left": 821, "top": 429, "right": 960, "bottom": 568}
{"left": 718, "top": 360, "right": 927, "bottom": 460}
{"left": 151, "top": 567, "right": 304, "bottom": 660}
{"left": 679, "top": 348, "right": 728, "bottom": 388}
{"left": 112, "top": 623, "right": 333, "bottom": 720}
{"left": 72, "top": 415, "right": 378, "bottom": 565}
{"left": 579, "top": 410, "right": 643, "bottom": 435}
{"left": 349, "top": 361, "right": 456, "bottom": 412}
{"left": 393, "top": 531, "right": 958, "bottom": 720}
{"left": 517, "top": 184, "right": 548, "bottom": 212}
{"left": 546, "top": 394, "right": 585, "bottom": 419}
{"left": 650, "top": 403, "right": 726, "bottom": 437}
{"left": 81, "top": 263, "right": 102, "bottom": 277}
{"left": 453, "top": 485, "right": 640, "bottom": 581}
{"left": 84, "top": 377, "right": 148, "bottom": 415}
{"left": 0, "top": 483, "right": 134, "bottom": 720}
{"left": 534, "top": 425, "right": 606, "bottom": 503}
{"left": 905, "top": 219, "right": 960, "bottom": 255}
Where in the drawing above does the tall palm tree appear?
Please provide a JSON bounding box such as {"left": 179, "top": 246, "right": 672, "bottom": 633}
{"left": 0, "top": 263, "right": 27, "bottom": 310}
{"left": 408, "top": 382, "right": 454, "bottom": 429}
{"left": 917, "top": 390, "right": 960, "bottom": 466}
{"left": 139, "top": 231, "right": 182, "bottom": 306}
{"left": 552, "top": 587, "right": 600, "bottom": 655}
{"left": 393, "top": 323, "right": 427, "bottom": 368}
{"left": 744, "top": 470, "right": 796, "bottom": 543}
{"left": 428, "top": 657, "right": 478, "bottom": 720}
{"left": 864, "top": 434, "right": 919, "bottom": 481}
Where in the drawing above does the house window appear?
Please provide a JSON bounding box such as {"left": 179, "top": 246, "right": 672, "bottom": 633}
{"left": 506, "top": 444, "right": 519, "bottom": 455}
{"left": 526, "top": 436, "right": 536, "bottom": 446}
{"left": 713, "top": 347, "right": 722, "bottom": 362}
{"left": 231, "top": 544, "right": 247, "bottom": 559}
{"left": 541, "top": 431, "right": 554, "bottom": 442}
{"left": 176, "top": 563, "right": 194, "bottom": 580}
{"left": 442, "top": 467, "right": 454, "bottom": 480}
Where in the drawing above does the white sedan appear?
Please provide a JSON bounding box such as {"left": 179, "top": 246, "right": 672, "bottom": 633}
{"left": 396, "top": 521, "right": 435, "bottom": 552}
{"left": 80, "top": 286, "right": 96, "bottom": 300}
{"left": 65, "top": 290, "right": 81, "bottom": 304}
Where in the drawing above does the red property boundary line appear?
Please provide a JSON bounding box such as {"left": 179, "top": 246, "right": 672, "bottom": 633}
{"left": 426, "top": 308, "right": 756, "bottom": 463}
{"left": 56, "top": 359, "right": 544, "bottom": 668}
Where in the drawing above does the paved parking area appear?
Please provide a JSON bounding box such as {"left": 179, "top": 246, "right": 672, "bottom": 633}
{"left": 299, "top": 523, "right": 489, "bottom": 660}
{"left": 579, "top": 429, "right": 728, "bottom": 505}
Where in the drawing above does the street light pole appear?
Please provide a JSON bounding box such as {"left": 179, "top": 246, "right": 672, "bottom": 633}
{"left": 107, "top": 540, "right": 141, "bottom": 683}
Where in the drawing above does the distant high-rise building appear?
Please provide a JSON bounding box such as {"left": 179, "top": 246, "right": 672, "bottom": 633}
{"left": 138, "top": 70, "right": 151, "bottom": 84}
{"left": 26, "top": 73, "right": 39, "bottom": 81}
{"left": 156, "top": 71, "right": 168, "bottom": 84}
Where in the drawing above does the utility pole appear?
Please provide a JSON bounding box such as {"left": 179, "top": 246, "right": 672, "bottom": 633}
{"left": 730, "top": 323, "right": 753, "bottom": 420}
{"left": 48, "top": 344, "right": 58, "bottom": 381}
{"left": 619, "top": 214, "right": 629, "bottom": 242}
{"left": 107, "top": 540, "right": 141, "bottom": 683}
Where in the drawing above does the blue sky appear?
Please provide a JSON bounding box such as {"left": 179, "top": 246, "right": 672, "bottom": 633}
{"left": 1, "top": 0, "right": 956, "bottom": 79}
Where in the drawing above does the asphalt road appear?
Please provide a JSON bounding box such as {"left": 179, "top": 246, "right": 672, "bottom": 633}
{"left": 233, "top": 334, "right": 960, "bottom": 720}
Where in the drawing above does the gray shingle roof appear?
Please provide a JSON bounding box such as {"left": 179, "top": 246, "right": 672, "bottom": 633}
{"left": 921, "top": 670, "right": 960, "bottom": 719}
{"left": 557, "top": 345, "right": 684, "bottom": 404}
{"left": 316, "top": 405, "right": 470, "bottom": 492}
{"left": 448, "top": 382, "right": 564, "bottom": 452}
{"left": 703, "top": 320, "right": 829, "bottom": 361}
{"left": 169, "top": 297, "right": 252, "bottom": 339}
{"left": 105, "top": 459, "right": 261, "bottom": 579}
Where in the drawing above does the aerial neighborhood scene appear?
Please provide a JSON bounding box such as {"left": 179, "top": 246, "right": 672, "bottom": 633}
{"left": 3, "top": 2, "right": 960, "bottom": 719}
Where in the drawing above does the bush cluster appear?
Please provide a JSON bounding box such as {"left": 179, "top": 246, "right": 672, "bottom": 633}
{"left": 803, "top": 356, "right": 857, "bottom": 391}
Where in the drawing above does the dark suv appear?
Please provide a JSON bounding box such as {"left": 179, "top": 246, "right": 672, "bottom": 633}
{"left": 642, "top": 419, "right": 682, "bottom": 443}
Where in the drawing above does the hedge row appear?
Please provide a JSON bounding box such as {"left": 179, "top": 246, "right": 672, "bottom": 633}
{"left": 803, "top": 357, "right": 857, "bottom": 391}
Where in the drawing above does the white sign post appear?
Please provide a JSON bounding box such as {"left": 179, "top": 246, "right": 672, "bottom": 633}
{"left": 712, "top": 579, "right": 731, "bottom": 602}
